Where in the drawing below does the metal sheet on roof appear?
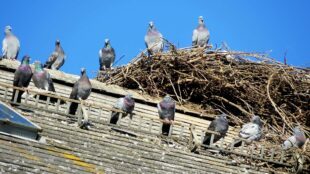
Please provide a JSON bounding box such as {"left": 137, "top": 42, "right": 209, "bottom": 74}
{"left": 0, "top": 101, "right": 40, "bottom": 129}
{"left": 0, "top": 101, "right": 41, "bottom": 140}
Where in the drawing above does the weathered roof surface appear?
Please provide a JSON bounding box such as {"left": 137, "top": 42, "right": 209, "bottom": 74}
{"left": 0, "top": 59, "right": 295, "bottom": 173}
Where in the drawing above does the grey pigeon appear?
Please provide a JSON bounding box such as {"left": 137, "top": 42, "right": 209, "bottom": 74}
{"left": 32, "top": 61, "right": 63, "bottom": 104}
{"left": 2, "top": 26, "right": 20, "bottom": 60}
{"left": 158, "top": 95, "right": 175, "bottom": 135}
{"left": 192, "top": 16, "right": 210, "bottom": 47}
{"left": 144, "top": 21, "right": 164, "bottom": 55}
{"left": 282, "top": 127, "right": 306, "bottom": 150}
{"left": 99, "top": 39, "right": 115, "bottom": 70}
{"left": 110, "top": 94, "right": 135, "bottom": 124}
{"left": 44, "top": 40, "right": 65, "bottom": 70}
{"left": 68, "top": 68, "right": 92, "bottom": 115}
{"left": 32, "top": 61, "right": 55, "bottom": 92}
{"left": 11, "top": 55, "right": 32, "bottom": 104}
{"left": 203, "top": 114, "right": 229, "bottom": 146}
{"left": 232, "top": 115, "right": 263, "bottom": 147}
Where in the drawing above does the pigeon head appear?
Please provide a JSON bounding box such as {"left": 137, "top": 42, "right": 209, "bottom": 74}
{"left": 55, "top": 39, "right": 61, "bottom": 45}
{"left": 80, "top": 67, "right": 86, "bottom": 75}
{"left": 124, "top": 94, "right": 135, "bottom": 111}
{"left": 104, "top": 39, "right": 110, "bottom": 47}
{"left": 21, "top": 55, "right": 31, "bottom": 65}
{"left": 218, "top": 113, "right": 227, "bottom": 120}
{"left": 125, "top": 94, "right": 133, "bottom": 99}
{"left": 34, "top": 61, "right": 43, "bottom": 71}
{"left": 293, "top": 127, "right": 304, "bottom": 136}
{"left": 163, "top": 95, "right": 173, "bottom": 102}
{"left": 148, "top": 21, "right": 155, "bottom": 30}
{"left": 198, "top": 16, "right": 204, "bottom": 25}
{"left": 251, "top": 115, "right": 263, "bottom": 127}
{"left": 4, "top": 25, "right": 12, "bottom": 35}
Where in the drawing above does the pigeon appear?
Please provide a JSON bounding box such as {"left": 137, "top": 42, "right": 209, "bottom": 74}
{"left": 282, "top": 127, "right": 306, "bottom": 150}
{"left": 11, "top": 55, "right": 32, "bottom": 104}
{"left": 192, "top": 16, "right": 210, "bottom": 47}
{"left": 110, "top": 94, "right": 135, "bottom": 124}
{"left": 68, "top": 68, "right": 92, "bottom": 115}
{"left": 44, "top": 40, "right": 65, "bottom": 70}
{"left": 144, "top": 21, "right": 164, "bottom": 55}
{"left": 32, "top": 61, "right": 55, "bottom": 92}
{"left": 99, "top": 39, "right": 115, "bottom": 71}
{"left": 232, "top": 115, "right": 263, "bottom": 147}
{"left": 32, "top": 61, "right": 64, "bottom": 104}
{"left": 158, "top": 95, "right": 175, "bottom": 135}
{"left": 203, "top": 114, "right": 229, "bottom": 146}
{"left": 2, "top": 26, "right": 20, "bottom": 60}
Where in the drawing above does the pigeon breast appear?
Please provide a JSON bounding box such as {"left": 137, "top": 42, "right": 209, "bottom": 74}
{"left": 158, "top": 100, "right": 175, "bottom": 120}
{"left": 2, "top": 35, "right": 20, "bottom": 59}
{"left": 145, "top": 30, "right": 163, "bottom": 53}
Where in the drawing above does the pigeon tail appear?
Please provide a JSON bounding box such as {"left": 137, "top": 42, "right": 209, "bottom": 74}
{"left": 162, "top": 123, "right": 171, "bottom": 136}
{"left": 69, "top": 102, "right": 78, "bottom": 115}
{"left": 203, "top": 134, "right": 222, "bottom": 146}
{"left": 50, "top": 97, "right": 65, "bottom": 104}
{"left": 43, "top": 63, "right": 50, "bottom": 69}
{"left": 11, "top": 89, "right": 23, "bottom": 104}
{"left": 35, "top": 95, "right": 65, "bottom": 104}
{"left": 231, "top": 139, "right": 243, "bottom": 147}
{"left": 110, "top": 111, "right": 120, "bottom": 124}
{"left": 202, "top": 135, "right": 211, "bottom": 146}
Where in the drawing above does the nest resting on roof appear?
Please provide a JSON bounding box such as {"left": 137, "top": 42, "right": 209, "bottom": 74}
{"left": 97, "top": 46, "right": 310, "bottom": 135}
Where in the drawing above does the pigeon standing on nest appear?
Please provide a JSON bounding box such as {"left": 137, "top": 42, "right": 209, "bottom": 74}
{"left": 282, "top": 127, "right": 306, "bottom": 150}
{"left": 44, "top": 40, "right": 66, "bottom": 70}
{"left": 2, "top": 26, "right": 20, "bottom": 60}
{"left": 192, "top": 16, "right": 210, "bottom": 47}
{"left": 68, "top": 68, "right": 92, "bottom": 115}
{"left": 110, "top": 94, "right": 135, "bottom": 125}
{"left": 144, "top": 21, "right": 164, "bottom": 56}
{"left": 99, "top": 39, "right": 115, "bottom": 71}
{"left": 232, "top": 115, "right": 263, "bottom": 147}
{"left": 158, "top": 95, "right": 175, "bottom": 135}
{"left": 203, "top": 114, "right": 229, "bottom": 146}
{"left": 11, "top": 55, "right": 32, "bottom": 104}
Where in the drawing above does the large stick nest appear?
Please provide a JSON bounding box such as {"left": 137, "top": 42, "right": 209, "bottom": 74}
{"left": 97, "top": 47, "right": 310, "bottom": 135}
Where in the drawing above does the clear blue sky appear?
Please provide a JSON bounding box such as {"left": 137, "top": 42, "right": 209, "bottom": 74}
{"left": 1, "top": 0, "right": 309, "bottom": 78}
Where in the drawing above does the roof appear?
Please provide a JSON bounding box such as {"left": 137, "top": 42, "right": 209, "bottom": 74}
{"left": 0, "top": 59, "right": 305, "bottom": 173}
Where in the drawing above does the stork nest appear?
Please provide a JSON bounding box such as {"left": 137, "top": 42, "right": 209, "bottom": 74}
{"left": 97, "top": 47, "right": 310, "bottom": 136}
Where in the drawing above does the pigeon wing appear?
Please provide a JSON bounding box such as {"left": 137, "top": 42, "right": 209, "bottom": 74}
{"left": 110, "top": 47, "right": 116, "bottom": 66}
{"left": 192, "top": 29, "right": 198, "bottom": 46}
{"left": 44, "top": 53, "right": 57, "bottom": 68}
{"left": 13, "top": 36, "right": 20, "bottom": 59}
{"left": 69, "top": 81, "right": 79, "bottom": 99}
{"left": 46, "top": 72, "right": 55, "bottom": 92}
{"left": 283, "top": 136, "right": 296, "bottom": 149}
{"left": 144, "top": 34, "right": 150, "bottom": 49}
{"left": 13, "top": 69, "right": 22, "bottom": 86}
{"left": 114, "top": 98, "right": 124, "bottom": 110}
{"left": 2, "top": 38, "right": 7, "bottom": 57}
